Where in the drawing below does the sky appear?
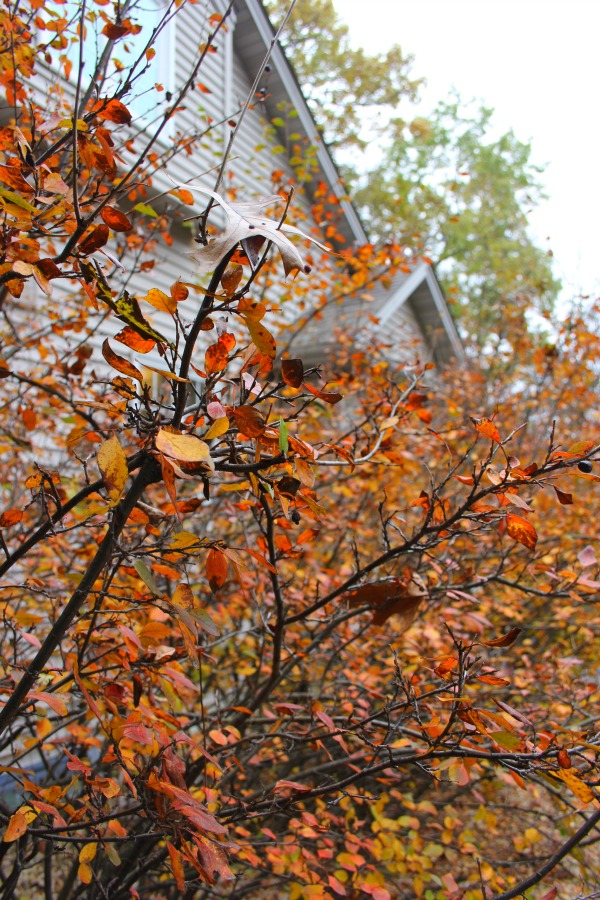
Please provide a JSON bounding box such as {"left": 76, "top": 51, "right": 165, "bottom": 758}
{"left": 333, "top": 0, "right": 600, "bottom": 301}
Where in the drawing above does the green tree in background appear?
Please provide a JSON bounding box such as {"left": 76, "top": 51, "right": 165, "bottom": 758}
{"left": 268, "top": 1, "right": 560, "bottom": 350}
{"left": 265, "top": 0, "right": 420, "bottom": 149}
{"left": 356, "top": 100, "right": 561, "bottom": 349}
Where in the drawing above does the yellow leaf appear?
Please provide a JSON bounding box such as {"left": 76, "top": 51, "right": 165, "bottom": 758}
{"left": 97, "top": 435, "right": 128, "bottom": 506}
{"left": 554, "top": 769, "right": 595, "bottom": 804}
{"left": 142, "top": 288, "right": 176, "bottom": 315}
{"left": 79, "top": 842, "right": 97, "bottom": 863}
{"left": 204, "top": 416, "right": 230, "bottom": 440}
{"left": 155, "top": 428, "right": 214, "bottom": 470}
{"left": 78, "top": 862, "right": 93, "bottom": 884}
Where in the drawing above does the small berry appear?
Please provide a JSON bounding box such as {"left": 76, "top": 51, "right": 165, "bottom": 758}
{"left": 291, "top": 510, "right": 301, "bottom": 525}
{"left": 578, "top": 460, "right": 593, "bottom": 473}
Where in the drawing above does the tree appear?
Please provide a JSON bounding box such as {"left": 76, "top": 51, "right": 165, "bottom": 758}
{"left": 355, "top": 99, "right": 561, "bottom": 350}
{"left": 265, "top": 0, "right": 420, "bottom": 149}
{"left": 0, "top": 1, "right": 598, "bottom": 898}
{"left": 266, "top": 1, "right": 560, "bottom": 352}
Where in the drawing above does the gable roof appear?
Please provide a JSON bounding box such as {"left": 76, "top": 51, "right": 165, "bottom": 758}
{"left": 233, "top": 0, "right": 464, "bottom": 368}
{"left": 282, "top": 261, "right": 465, "bottom": 370}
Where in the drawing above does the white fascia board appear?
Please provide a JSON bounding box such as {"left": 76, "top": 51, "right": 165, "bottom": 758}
{"left": 243, "top": 0, "right": 367, "bottom": 245}
{"left": 377, "top": 261, "right": 466, "bottom": 362}
{"left": 377, "top": 262, "right": 430, "bottom": 325}
{"left": 423, "top": 266, "right": 466, "bottom": 362}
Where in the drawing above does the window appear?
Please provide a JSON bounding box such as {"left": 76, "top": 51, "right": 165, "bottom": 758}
{"left": 64, "top": 0, "right": 175, "bottom": 127}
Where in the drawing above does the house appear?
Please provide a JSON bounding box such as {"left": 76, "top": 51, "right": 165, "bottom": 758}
{"left": 4, "top": 0, "right": 463, "bottom": 374}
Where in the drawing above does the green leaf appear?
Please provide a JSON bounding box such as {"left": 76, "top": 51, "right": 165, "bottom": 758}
{"left": 133, "top": 560, "right": 161, "bottom": 596}
{"left": 0, "top": 187, "right": 37, "bottom": 214}
{"left": 133, "top": 202, "right": 158, "bottom": 218}
{"left": 279, "top": 417, "right": 289, "bottom": 453}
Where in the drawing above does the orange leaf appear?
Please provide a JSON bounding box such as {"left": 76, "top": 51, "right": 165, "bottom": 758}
{"left": 0, "top": 508, "right": 23, "bottom": 527}
{"left": 101, "top": 339, "right": 144, "bottom": 383}
{"left": 170, "top": 281, "right": 189, "bottom": 303}
{"left": 101, "top": 206, "right": 133, "bottom": 232}
{"left": 476, "top": 674, "right": 511, "bottom": 686}
{"left": 166, "top": 843, "right": 185, "bottom": 893}
{"left": 28, "top": 691, "right": 68, "bottom": 717}
{"left": 206, "top": 548, "right": 228, "bottom": 593}
{"left": 471, "top": 416, "right": 501, "bottom": 442}
{"left": 114, "top": 326, "right": 156, "bottom": 354}
{"left": 233, "top": 405, "right": 266, "bottom": 438}
{"left": 97, "top": 99, "right": 132, "bottom": 124}
{"left": 506, "top": 512, "right": 537, "bottom": 550}
{"left": 434, "top": 656, "right": 458, "bottom": 678}
{"left": 481, "top": 627, "right": 521, "bottom": 648}
{"left": 205, "top": 342, "right": 229, "bottom": 374}
{"left": 3, "top": 807, "right": 37, "bottom": 842}
{"left": 303, "top": 383, "right": 343, "bottom": 404}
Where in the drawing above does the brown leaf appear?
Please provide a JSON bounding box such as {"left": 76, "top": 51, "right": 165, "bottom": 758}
{"left": 102, "top": 22, "right": 132, "bottom": 39}
{"left": 553, "top": 486, "right": 573, "bottom": 505}
{"left": 101, "top": 206, "right": 133, "bottom": 232}
{"left": 282, "top": 358, "right": 304, "bottom": 388}
{"left": 101, "top": 339, "right": 144, "bottom": 383}
{"left": 506, "top": 512, "right": 538, "bottom": 550}
{"left": 345, "top": 575, "right": 425, "bottom": 627}
{"left": 481, "top": 627, "right": 521, "bottom": 648}
{"left": 220, "top": 263, "right": 244, "bottom": 297}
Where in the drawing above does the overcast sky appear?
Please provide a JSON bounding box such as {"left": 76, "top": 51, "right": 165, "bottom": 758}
{"left": 333, "top": 0, "right": 600, "bottom": 301}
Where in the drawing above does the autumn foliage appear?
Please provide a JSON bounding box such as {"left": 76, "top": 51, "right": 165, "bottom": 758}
{"left": 0, "top": 1, "right": 597, "bottom": 898}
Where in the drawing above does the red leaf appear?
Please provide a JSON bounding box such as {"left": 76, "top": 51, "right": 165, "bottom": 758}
{"left": 78, "top": 225, "right": 110, "bottom": 255}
